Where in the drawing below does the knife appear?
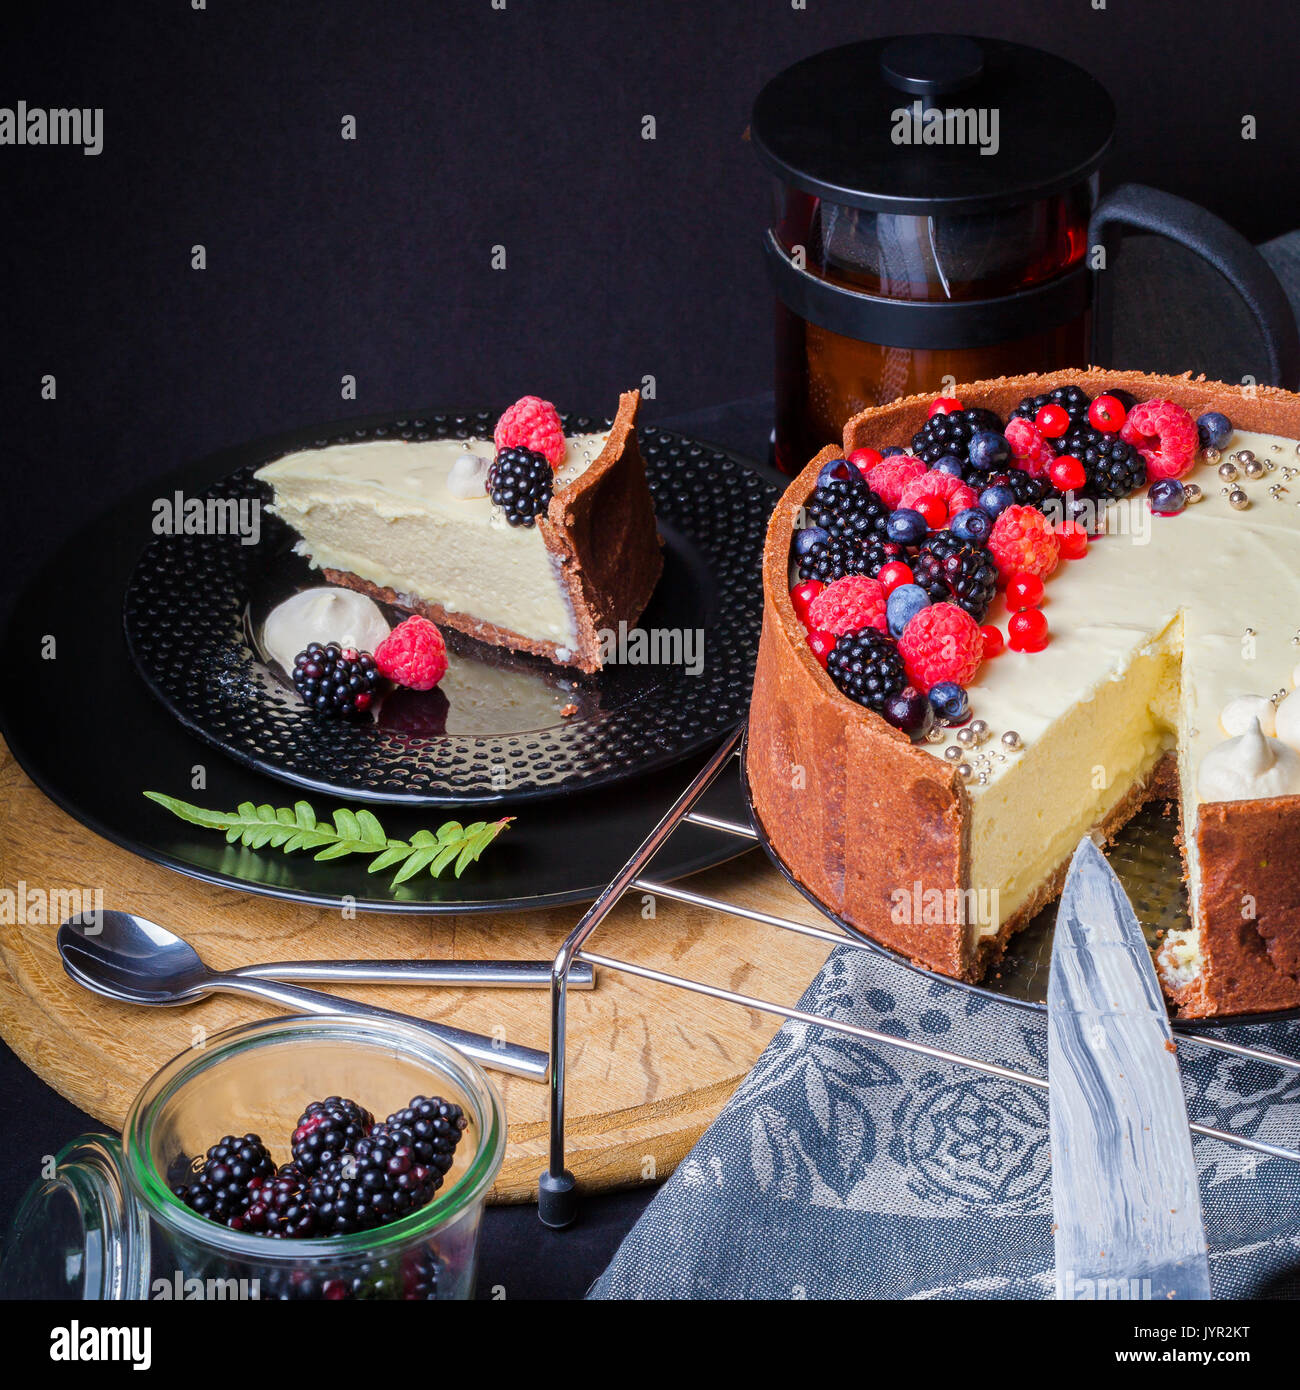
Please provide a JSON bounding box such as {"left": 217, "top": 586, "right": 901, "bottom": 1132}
{"left": 1048, "top": 836, "right": 1211, "bottom": 1301}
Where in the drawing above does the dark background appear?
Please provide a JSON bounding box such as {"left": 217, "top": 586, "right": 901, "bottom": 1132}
{"left": 3, "top": 0, "right": 1300, "bottom": 590}
{"left": 2, "top": 0, "right": 1300, "bottom": 1299}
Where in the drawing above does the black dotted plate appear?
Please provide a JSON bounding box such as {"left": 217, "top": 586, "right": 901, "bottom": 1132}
{"left": 123, "top": 413, "right": 777, "bottom": 805}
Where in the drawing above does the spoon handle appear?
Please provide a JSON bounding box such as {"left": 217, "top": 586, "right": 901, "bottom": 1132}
{"left": 232, "top": 958, "right": 594, "bottom": 990}
{"left": 211, "top": 973, "right": 548, "bottom": 1082}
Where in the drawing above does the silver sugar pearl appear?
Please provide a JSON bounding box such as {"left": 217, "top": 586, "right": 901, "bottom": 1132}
{"left": 925, "top": 725, "right": 946, "bottom": 744}
{"left": 1217, "top": 460, "right": 1239, "bottom": 481}
{"left": 977, "top": 771, "right": 989, "bottom": 785}
{"left": 1243, "top": 458, "right": 1266, "bottom": 479}
{"left": 956, "top": 762, "right": 973, "bottom": 781}
{"left": 1229, "top": 488, "right": 1250, "bottom": 510}
{"left": 969, "top": 718, "right": 989, "bottom": 743}
{"left": 956, "top": 726, "right": 977, "bottom": 747}
{"left": 1001, "top": 730, "right": 1023, "bottom": 751}
{"left": 1183, "top": 482, "right": 1203, "bottom": 504}
{"left": 943, "top": 745, "right": 963, "bottom": 762}
{"left": 1234, "top": 449, "right": 1255, "bottom": 464}
{"left": 1204, "top": 447, "right": 1222, "bottom": 464}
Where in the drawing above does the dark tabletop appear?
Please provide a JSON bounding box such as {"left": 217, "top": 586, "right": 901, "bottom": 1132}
{"left": 3, "top": 238, "right": 1299, "bottom": 1299}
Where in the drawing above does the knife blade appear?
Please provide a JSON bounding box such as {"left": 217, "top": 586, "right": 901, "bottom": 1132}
{"left": 1048, "top": 836, "right": 1211, "bottom": 1301}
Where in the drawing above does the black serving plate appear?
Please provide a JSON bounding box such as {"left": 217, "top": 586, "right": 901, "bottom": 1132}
{"left": 0, "top": 410, "right": 773, "bottom": 912}
{"left": 123, "top": 412, "right": 776, "bottom": 805}
{"left": 738, "top": 737, "right": 1300, "bottom": 1030}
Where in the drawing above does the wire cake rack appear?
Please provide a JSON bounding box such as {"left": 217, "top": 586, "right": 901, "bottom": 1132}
{"left": 537, "top": 726, "right": 1300, "bottom": 1228}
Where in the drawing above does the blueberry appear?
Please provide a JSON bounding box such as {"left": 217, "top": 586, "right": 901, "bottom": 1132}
{"left": 817, "top": 458, "right": 853, "bottom": 487}
{"left": 885, "top": 508, "right": 929, "bottom": 546}
{"left": 882, "top": 445, "right": 908, "bottom": 457}
{"left": 1148, "top": 478, "right": 1186, "bottom": 515}
{"left": 932, "top": 453, "right": 965, "bottom": 478}
{"left": 1196, "top": 411, "right": 1232, "bottom": 450}
{"left": 883, "top": 688, "right": 935, "bottom": 742}
{"left": 1109, "top": 389, "right": 1137, "bottom": 412}
{"left": 928, "top": 681, "right": 969, "bottom": 723}
{"left": 950, "top": 507, "right": 992, "bottom": 544}
{"left": 793, "top": 526, "right": 828, "bottom": 557}
{"left": 979, "top": 484, "right": 1015, "bottom": 517}
{"left": 968, "top": 430, "right": 1011, "bottom": 472}
{"left": 886, "top": 583, "right": 930, "bottom": 637}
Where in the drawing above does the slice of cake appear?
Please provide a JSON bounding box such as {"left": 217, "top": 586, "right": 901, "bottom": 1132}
{"left": 255, "top": 391, "right": 662, "bottom": 673}
{"left": 747, "top": 370, "right": 1300, "bottom": 1018}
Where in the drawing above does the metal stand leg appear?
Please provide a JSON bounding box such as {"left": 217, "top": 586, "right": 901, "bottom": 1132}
{"left": 539, "top": 727, "right": 744, "bottom": 1227}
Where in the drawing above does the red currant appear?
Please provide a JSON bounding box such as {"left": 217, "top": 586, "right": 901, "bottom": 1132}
{"left": 1006, "top": 571, "right": 1044, "bottom": 608}
{"left": 928, "top": 396, "right": 964, "bottom": 418}
{"left": 914, "top": 495, "right": 948, "bottom": 528}
{"left": 1088, "top": 394, "right": 1127, "bottom": 433}
{"left": 1049, "top": 455, "right": 1087, "bottom": 492}
{"left": 1007, "top": 609, "right": 1049, "bottom": 652}
{"left": 980, "top": 624, "right": 1005, "bottom": 659}
{"left": 1034, "top": 404, "right": 1070, "bottom": 439}
{"left": 790, "top": 580, "right": 824, "bottom": 626}
{"left": 848, "top": 446, "right": 883, "bottom": 476}
{"left": 1055, "top": 520, "right": 1089, "bottom": 560}
{"left": 876, "top": 561, "right": 915, "bottom": 594}
{"left": 806, "top": 629, "right": 836, "bottom": 668}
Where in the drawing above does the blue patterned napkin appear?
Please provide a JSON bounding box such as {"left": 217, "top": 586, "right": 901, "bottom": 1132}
{"left": 590, "top": 943, "right": 1300, "bottom": 1299}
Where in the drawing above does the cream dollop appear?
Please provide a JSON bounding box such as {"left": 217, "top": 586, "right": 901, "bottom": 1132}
{"left": 262, "top": 588, "right": 391, "bottom": 675}
{"left": 1275, "top": 689, "right": 1300, "bottom": 753}
{"left": 1198, "top": 718, "right": 1300, "bottom": 803}
{"left": 1219, "top": 694, "right": 1277, "bottom": 738}
{"left": 446, "top": 452, "right": 491, "bottom": 500}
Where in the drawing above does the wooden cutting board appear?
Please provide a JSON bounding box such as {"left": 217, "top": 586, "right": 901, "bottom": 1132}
{"left": 0, "top": 739, "right": 834, "bottom": 1202}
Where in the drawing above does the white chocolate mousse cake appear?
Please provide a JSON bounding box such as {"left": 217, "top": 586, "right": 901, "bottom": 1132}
{"left": 256, "top": 391, "right": 662, "bottom": 673}
{"left": 747, "top": 370, "right": 1300, "bottom": 1018}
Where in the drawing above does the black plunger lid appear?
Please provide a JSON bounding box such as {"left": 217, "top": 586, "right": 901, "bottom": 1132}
{"left": 751, "top": 34, "right": 1115, "bottom": 216}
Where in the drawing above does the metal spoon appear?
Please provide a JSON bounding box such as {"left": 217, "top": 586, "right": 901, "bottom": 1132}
{"left": 57, "top": 911, "right": 548, "bottom": 1082}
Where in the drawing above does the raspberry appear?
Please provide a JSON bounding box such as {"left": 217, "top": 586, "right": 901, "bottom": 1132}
{"left": 375, "top": 615, "right": 448, "bottom": 691}
{"left": 988, "top": 505, "right": 1060, "bottom": 584}
{"left": 807, "top": 574, "right": 887, "bottom": 637}
{"left": 1120, "top": 400, "right": 1198, "bottom": 480}
{"left": 865, "top": 454, "right": 926, "bottom": 508}
{"left": 898, "top": 469, "right": 979, "bottom": 517}
{"left": 896, "top": 602, "right": 983, "bottom": 692}
{"left": 493, "top": 395, "right": 565, "bottom": 466}
{"left": 1003, "top": 417, "right": 1056, "bottom": 478}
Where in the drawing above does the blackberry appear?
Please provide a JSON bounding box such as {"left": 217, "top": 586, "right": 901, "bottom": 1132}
{"left": 796, "top": 534, "right": 902, "bottom": 585}
{"left": 292, "top": 643, "right": 382, "bottom": 719}
{"left": 291, "top": 1096, "right": 374, "bottom": 1176}
{"left": 980, "top": 467, "right": 1053, "bottom": 508}
{"left": 260, "top": 1250, "right": 440, "bottom": 1301}
{"left": 238, "top": 1166, "right": 319, "bottom": 1238}
{"left": 307, "top": 1131, "right": 439, "bottom": 1236}
{"left": 911, "top": 533, "right": 999, "bottom": 621}
{"left": 174, "top": 1134, "right": 276, "bottom": 1226}
{"left": 487, "top": 446, "right": 553, "bottom": 526}
{"left": 375, "top": 1095, "right": 468, "bottom": 1178}
{"left": 1056, "top": 425, "right": 1147, "bottom": 500}
{"left": 805, "top": 473, "right": 890, "bottom": 544}
{"left": 1010, "top": 383, "right": 1091, "bottom": 428}
{"left": 910, "top": 408, "right": 1003, "bottom": 466}
{"left": 826, "top": 628, "right": 906, "bottom": 712}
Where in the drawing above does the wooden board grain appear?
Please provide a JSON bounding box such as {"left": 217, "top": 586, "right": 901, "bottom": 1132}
{"left": 0, "top": 740, "right": 833, "bottom": 1202}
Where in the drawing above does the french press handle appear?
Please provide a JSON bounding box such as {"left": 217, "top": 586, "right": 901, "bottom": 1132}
{"left": 1089, "top": 183, "right": 1300, "bottom": 389}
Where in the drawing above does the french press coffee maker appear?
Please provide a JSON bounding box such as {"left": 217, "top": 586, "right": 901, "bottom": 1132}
{"left": 753, "top": 34, "right": 1300, "bottom": 471}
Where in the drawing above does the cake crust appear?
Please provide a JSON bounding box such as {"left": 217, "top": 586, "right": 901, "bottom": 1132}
{"left": 749, "top": 369, "right": 1300, "bottom": 1017}
{"left": 322, "top": 390, "right": 663, "bottom": 675}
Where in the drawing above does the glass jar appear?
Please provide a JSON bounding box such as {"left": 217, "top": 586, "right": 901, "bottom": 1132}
{"left": 0, "top": 1015, "right": 505, "bottom": 1300}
